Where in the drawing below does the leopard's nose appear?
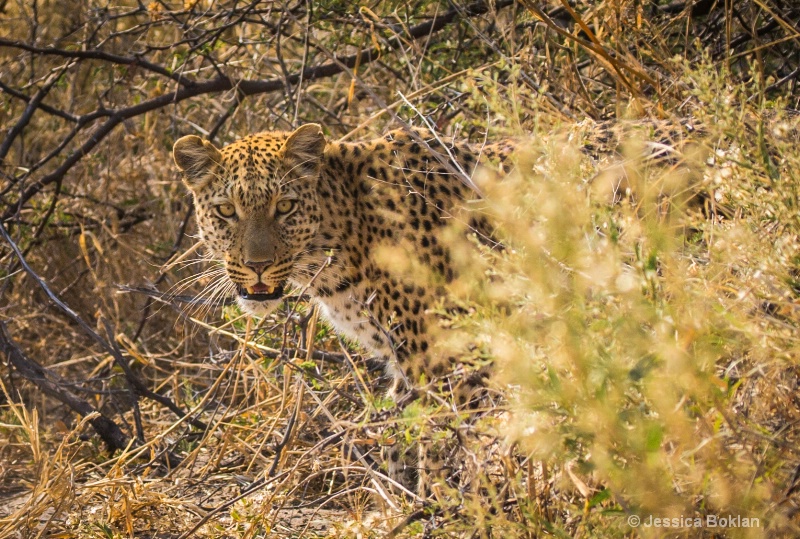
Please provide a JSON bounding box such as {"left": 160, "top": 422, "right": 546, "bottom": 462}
{"left": 245, "top": 259, "right": 274, "bottom": 276}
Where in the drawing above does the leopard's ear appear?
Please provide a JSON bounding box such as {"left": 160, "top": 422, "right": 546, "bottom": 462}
{"left": 281, "top": 124, "right": 326, "bottom": 177}
{"left": 173, "top": 135, "right": 222, "bottom": 190}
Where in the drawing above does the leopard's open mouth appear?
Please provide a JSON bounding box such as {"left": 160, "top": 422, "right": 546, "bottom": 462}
{"left": 238, "top": 282, "right": 286, "bottom": 302}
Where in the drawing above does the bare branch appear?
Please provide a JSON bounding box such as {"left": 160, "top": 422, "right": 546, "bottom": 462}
{"left": 0, "top": 38, "right": 193, "bottom": 86}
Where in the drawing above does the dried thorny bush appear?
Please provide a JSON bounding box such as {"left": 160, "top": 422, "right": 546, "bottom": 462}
{"left": 1, "top": 0, "right": 800, "bottom": 538}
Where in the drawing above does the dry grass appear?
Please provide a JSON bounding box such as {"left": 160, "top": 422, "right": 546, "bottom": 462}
{"left": 1, "top": 1, "right": 800, "bottom": 538}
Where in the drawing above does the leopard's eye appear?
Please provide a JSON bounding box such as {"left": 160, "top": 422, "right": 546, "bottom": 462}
{"left": 215, "top": 203, "right": 236, "bottom": 219}
{"left": 275, "top": 199, "right": 296, "bottom": 215}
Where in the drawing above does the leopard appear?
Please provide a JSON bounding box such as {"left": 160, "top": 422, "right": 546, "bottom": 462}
{"left": 172, "top": 124, "right": 513, "bottom": 495}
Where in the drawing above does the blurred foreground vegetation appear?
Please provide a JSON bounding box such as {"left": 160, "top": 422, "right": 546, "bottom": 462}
{"left": 1, "top": 0, "right": 799, "bottom": 537}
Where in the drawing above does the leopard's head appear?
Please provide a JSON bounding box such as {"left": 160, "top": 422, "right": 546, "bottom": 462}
{"left": 172, "top": 124, "right": 326, "bottom": 315}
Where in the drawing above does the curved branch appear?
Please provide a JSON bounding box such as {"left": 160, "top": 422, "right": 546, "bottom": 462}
{"left": 0, "top": 38, "right": 194, "bottom": 87}
{"left": 0, "top": 80, "right": 78, "bottom": 122}
{"left": 0, "top": 64, "right": 72, "bottom": 162}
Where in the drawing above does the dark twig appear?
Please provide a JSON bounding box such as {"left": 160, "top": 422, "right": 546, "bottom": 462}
{"left": 0, "top": 79, "right": 78, "bottom": 122}
{"left": 267, "top": 383, "right": 301, "bottom": 478}
{"left": 0, "top": 38, "right": 193, "bottom": 86}
{"left": 102, "top": 320, "right": 145, "bottom": 443}
{"left": 385, "top": 508, "right": 432, "bottom": 539}
{"left": 118, "top": 283, "right": 236, "bottom": 307}
{"left": 0, "top": 63, "right": 71, "bottom": 162}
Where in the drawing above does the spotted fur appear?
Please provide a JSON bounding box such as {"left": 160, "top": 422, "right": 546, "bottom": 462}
{"left": 173, "top": 124, "right": 513, "bottom": 491}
